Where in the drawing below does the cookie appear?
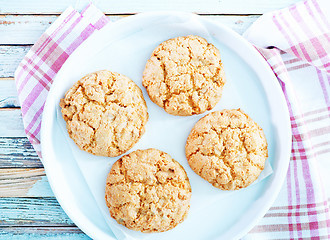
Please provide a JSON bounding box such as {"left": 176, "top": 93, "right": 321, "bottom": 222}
{"left": 60, "top": 70, "right": 148, "bottom": 157}
{"left": 142, "top": 35, "right": 226, "bottom": 116}
{"left": 105, "top": 148, "right": 191, "bottom": 233}
{"left": 185, "top": 109, "right": 268, "bottom": 190}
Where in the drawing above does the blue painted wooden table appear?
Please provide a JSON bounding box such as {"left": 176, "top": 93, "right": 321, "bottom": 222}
{"left": 0, "top": 0, "right": 299, "bottom": 239}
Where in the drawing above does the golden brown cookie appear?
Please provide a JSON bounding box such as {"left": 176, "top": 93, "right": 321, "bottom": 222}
{"left": 105, "top": 148, "right": 191, "bottom": 233}
{"left": 60, "top": 70, "right": 148, "bottom": 157}
{"left": 186, "top": 109, "right": 268, "bottom": 190}
{"left": 142, "top": 35, "right": 226, "bottom": 116}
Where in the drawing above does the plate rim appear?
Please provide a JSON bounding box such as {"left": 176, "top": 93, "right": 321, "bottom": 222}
{"left": 41, "top": 11, "right": 292, "bottom": 240}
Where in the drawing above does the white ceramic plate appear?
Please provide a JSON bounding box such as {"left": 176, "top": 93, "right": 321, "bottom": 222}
{"left": 41, "top": 12, "right": 291, "bottom": 240}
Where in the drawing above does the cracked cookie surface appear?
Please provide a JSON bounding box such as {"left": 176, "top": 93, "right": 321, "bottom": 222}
{"left": 186, "top": 109, "right": 268, "bottom": 190}
{"left": 60, "top": 70, "right": 148, "bottom": 157}
{"left": 142, "top": 35, "right": 226, "bottom": 116}
{"left": 105, "top": 148, "right": 191, "bottom": 233}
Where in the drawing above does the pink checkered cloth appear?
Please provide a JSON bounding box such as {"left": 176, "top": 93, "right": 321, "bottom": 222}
{"left": 243, "top": 0, "right": 330, "bottom": 239}
{"left": 14, "top": 1, "right": 330, "bottom": 239}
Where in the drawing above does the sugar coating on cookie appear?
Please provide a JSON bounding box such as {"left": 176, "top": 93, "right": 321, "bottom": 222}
{"left": 105, "top": 148, "right": 191, "bottom": 233}
{"left": 60, "top": 70, "right": 148, "bottom": 157}
{"left": 142, "top": 35, "right": 226, "bottom": 116}
{"left": 186, "top": 109, "right": 268, "bottom": 190}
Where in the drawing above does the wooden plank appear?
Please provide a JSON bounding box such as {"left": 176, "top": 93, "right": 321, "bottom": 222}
{"left": 0, "top": 137, "right": 42, "bottom": 168}
{"left": 0, "top": 15, "right": 119, "bottom": 45}
{"left": 0, "top": 15, "right": 56, "bottom": 45}
{"left": 0, "top": 197, "right": 73, "bottom": 226}
{"left": 0, "top": 15, "right": 259, "bottom": 44}
{"left": 0, "top": 0, "right": 300, "bottom": 14}
{"left": 0, "top": 79, "right": 19, "bottom": 108}
{"left": 0, "top": 169, "right": 55, "bottom": 197}
{"left": 0, "top": 109, "right": 25, "bottom": 137}
{"left": 0, "top": 45, "right": 30, "bottom": 78}
{"left": 0, "top": 227, "right": 90, "bottom": 240}
{"left": 207, "top": 15, "right": 259, "bottom": 35}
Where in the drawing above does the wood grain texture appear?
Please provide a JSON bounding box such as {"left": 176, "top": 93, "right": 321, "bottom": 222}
{"left": 0, "top": 15, "right": 259, "bottom": 44}
{"left": 0, "top": 109, "right": 25, "bottom": 137}
{"left": 0, "top": 15, "right": 56, "bottom": 45}
{"left": 0, "top": 45, "right": 30, "bottom": 78}
{"left": 0, "top": 169, "right": 48, "bottom": 197}
{"left": 0, "top": 0, "right": 300, "bottom": 14}
{"left": 0, "top": 137, "right": 41, "bottom": 168}
{"left": 0, "top": 198, "right": 74, "bottom": 226}
{"left": 0, "top": 227, "right": 90, "bottom": 240}
{"left": 0, "top": 79, "right": 19, "bottom": 108}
